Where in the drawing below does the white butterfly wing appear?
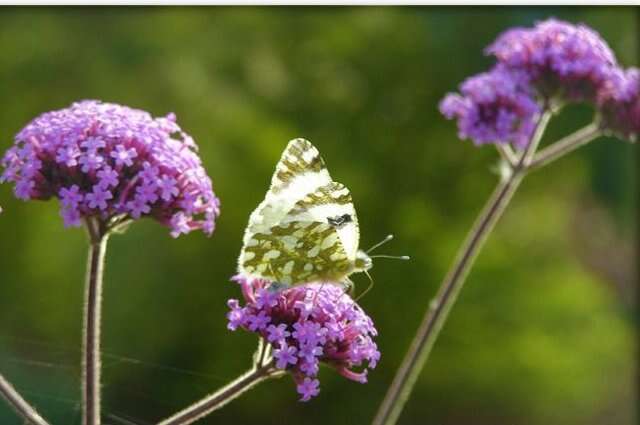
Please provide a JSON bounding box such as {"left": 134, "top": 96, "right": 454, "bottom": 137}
{"left": 243, "top": 138, "right": 331, "bottom": 237}
{"left": 284, "top": 181, "right": 360, "bottom": 262}
{"left": 239, "top": 138, "right": 361, "bottom": 284}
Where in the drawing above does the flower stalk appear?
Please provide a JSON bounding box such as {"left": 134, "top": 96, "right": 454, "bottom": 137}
{"left": 495, "top": 143, "right": 518, "bottom": 168}
{"left": 0, "top": 374, "right": 50, "bottom": 425}
{"left": 529, "top": 123, "right": 602, "bottom": 170}
{"left": 372, "top": 111, "right": 604, "bottom": 425}
{"left": 156, "top": 343, "right": 282, "bottom": 425}
{"left": 372, "top": 172, "right": 523, "bottom": 425}
{"left": 82, "top": 217, "right": 109, "bottom": 425}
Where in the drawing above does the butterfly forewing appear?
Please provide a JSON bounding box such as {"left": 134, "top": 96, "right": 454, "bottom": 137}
{"left": 244, "top": 138, "right": 332, "bottom": 236}
{"left": 269, "top": 138, "right": 329, "bottom": 195}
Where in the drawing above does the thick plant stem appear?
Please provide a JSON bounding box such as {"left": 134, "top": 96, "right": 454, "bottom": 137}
{"left": 83, "top": 218, "right": 109, "bottom": 425}
{"left": 0, "top": 374, "right": 50, "bottom": 425}
{"left": 529, "top": 123, "right": 601, "bottom": 170}
{"left": 372, "top": 171, "right": 524, "bottom": 425}
{"left": 156, "top": 362, "right": 279, "bottom": 425}
{"left": 372, "top": 112, "right": 550, "bottom": 425}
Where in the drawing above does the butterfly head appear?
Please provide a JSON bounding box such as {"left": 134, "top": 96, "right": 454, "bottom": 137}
{"left": 354, "top": 250, "right": 373, "bottom": 273}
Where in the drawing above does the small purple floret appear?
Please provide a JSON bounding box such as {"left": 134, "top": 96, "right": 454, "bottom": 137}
{"left": 273, "top": 343, "right": 298, "bottom": 369}
{"left": 227, "top": 274, "right": 380, "bottom": 401}
{"left": 110, "top": 144, "right": 138, "bottom": 167}
{"left": 0, "top": 100, "right": 220, "bottom": 236}
{"left": 296, "top": 377, "right": 320, "bottom": 402}
{"left": 85, "top": 186, "right": 113, "bottom": 211}
{"left": 96, "top": 166, "right": 119, "bottom": 189}
{"left": 266, "top": 324, "right": 290, "bottom": 343}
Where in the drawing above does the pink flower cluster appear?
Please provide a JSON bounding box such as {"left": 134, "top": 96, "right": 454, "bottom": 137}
{"left": 440, "top": 18, "right": 639, "bottom": 146}
{"left": 486, "top": 19, "right": 620, "bottom": 103}
{"left": 227, "top": 275, "right": 380, "bottom": 401}
{"left": 0, "top": 100, "right": 220, "bottom": 236}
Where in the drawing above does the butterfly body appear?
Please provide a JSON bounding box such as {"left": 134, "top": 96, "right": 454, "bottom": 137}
{"left": 239, "top": 138, "right": 372, "bottom": 287}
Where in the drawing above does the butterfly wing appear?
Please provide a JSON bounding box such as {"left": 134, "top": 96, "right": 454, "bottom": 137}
{"left": 240, "top": 182, "right": 361, "bottom": 285}
{"left": 241, "top": 220, "right": 352, "bottom": 285}
{"left": 239, "top": 139, "right": 361, "bottom": 285}
{"left": 243, "top": 138, "right": 332, "bottom": 237}
{"left": 286, "top": 181, "right": 360, "bottom": 262}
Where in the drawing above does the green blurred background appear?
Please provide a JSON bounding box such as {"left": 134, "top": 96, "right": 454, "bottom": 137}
{"left": 0, "top": 6, "right": 636, "bottom": 425}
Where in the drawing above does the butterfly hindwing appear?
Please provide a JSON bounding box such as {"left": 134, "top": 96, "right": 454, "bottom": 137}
{"left": 241, "top": 220, "right": 352, "bottom": 285}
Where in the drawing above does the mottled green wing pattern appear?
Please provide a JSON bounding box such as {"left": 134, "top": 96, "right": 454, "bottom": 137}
{"left": 286, "top": 181, "right": 360, "bottom": 262}
{"left": 288, "top": 181, "right": 353, "bottom": 215}
{"left": 269, "top": 138, "right": 328, "bottom": 195}
{"left": 240, "top": 220, "right": 352, "bottom": 285}
{"left": 239, "top": 139, "right": 362, "bottom": 286}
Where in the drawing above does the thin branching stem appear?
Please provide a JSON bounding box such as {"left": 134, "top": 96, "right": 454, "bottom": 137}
{"left": 0, "top": 374, "right": 50, "bottom": 425}
{"left": 529, "top": 123, "right": 602, "bottom": 170}
{"left": 522, "top": 111, "right": 552, "bottom": 166}
{"left": 495, "top": 143, "right": 518, "bottom": 168}
{"left": 156, "top": 360, "right": 281, "bottom": 425}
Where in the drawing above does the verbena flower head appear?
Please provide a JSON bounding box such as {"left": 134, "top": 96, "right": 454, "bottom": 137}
{"left": 0, "top": 100, "right": 220, "bottom": 237}
{"left": 598, "top": 68, "right": 640, "bottom": 142}
{"left": 227, "top": 274, "right": 380, "bottom": 401}
{"left": 439, "top": 67, "right": 541, "bottom": 148}
{"left": 486, "top": 18, "right": 620, "bottom": 103}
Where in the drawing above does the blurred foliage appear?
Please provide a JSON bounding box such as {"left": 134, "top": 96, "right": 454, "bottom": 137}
{"left": 0, "top": 6, "right": 636, "bottom": 425}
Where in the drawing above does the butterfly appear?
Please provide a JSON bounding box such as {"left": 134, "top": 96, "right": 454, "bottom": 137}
{"left": 238, "top": 138, "right": 374, "bottom": 288}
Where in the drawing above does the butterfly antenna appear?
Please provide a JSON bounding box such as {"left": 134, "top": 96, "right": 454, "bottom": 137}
{"left": 369, "top": 254, "right": 411, "bottom": 260}
{"left": 367, "top": 234, "right": 395, "bottom": 254}
{"left": 355, "top": 270, "right": 375, "bottom": 302}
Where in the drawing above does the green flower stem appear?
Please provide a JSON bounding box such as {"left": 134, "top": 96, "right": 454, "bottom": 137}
{"left": 529, "top": 123, "right": 602, "bottom": 171}
{"left": 522, "top": 111, "right": 552, "bottom": 166}
{"left": 0, "top": 374, "right": 50, "bottom": 425}
{"left": 83, "top": 217, "right": 109, "bottom": 425}
{"left": 156, "top": 360, "right": 281, "bottom": 425}
{"left": 495, "top": 143, "right": 518, "bottom": 167}
{"left": 372, "top": 165, "right": 525, "bottom": 425}
{"left": 372, "top": 111, "right": 552, "bottom": 425}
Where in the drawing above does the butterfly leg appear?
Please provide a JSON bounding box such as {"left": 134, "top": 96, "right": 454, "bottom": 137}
{"left": 327, "top": 278, "right": 354, "bottom": 307}
{"left": 343, "top": 277, "right": 355, "bottom": 296}
{"left": 311, "top": 281, "right": 327, "bottom": 306}
{"left": 354, "top": 270, "right": 374, "bottom": 302}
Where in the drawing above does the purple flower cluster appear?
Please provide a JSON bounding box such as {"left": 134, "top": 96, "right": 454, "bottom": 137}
{"left": 486, "top": 19, "right": 620, "bottom": 102}
{"left": 227, "top": 275, "right": 380, "bottom": 401}
{"left": 0, "top": 100, "right": 220, "bottom": 236}
{"left": 440, "top": 68, "right": 541, "bottom": 148}
{"left": 441, "top": 18, "right": 638, "bottom": 146}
